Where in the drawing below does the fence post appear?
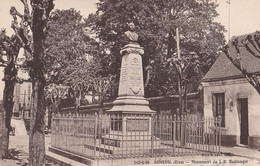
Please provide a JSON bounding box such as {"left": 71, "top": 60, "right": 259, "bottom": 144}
{"left": 94, "top": 112, "right": 98, "bottom": 159}
{"left": 173, "top": 114, "right": 176, "bottom": 154}
{"left": 181, "top": 115, "right": 185, "bottom": 147}
{"left": 218, "top": 116, "right": 221, "bottom": 154}
{"left": 202, "top": 117, "right": 205, "bottom": 152}
{"left": 151, "top": 114, "right": 154, "bottom": 157}
{"left": 51, "top": 113, "right": 55, "bottom": 147}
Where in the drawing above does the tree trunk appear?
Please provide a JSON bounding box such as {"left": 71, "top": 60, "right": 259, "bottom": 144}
{"left": 0, "top": 63, "right": 17, "bottom": 159}
{"left": 99, "top": 94, "right": 104, "bottom": 115}
{"left": 29, "top": 79, "right": 46, "bottom": 166}
{"left": 178, "top": 77, "right": 183, "bottom": 115}
{"left": 29, "top": 7, "right": 47, "bottom": 165}
{"left": 0, "top": 109, "right": 8, "bottom": 159}
{"left": 97, "top": 94, "right": 103, "bottom": 138}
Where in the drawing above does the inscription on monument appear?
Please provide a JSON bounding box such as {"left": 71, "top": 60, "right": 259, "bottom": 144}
{"left": 126, "top": 119, "right": 149, "bottom": 131}
{"left": 129, "top": 58, "right": 142, "bottom": 94}
{"left": 120, "top": 61, "right": 128, "bottom": 82}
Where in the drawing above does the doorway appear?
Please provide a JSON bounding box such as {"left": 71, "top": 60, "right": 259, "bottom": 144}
{"left": 237, "top": 98, "right": 249, "bottom": 145}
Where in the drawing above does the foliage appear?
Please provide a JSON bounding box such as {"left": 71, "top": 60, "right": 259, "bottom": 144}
{"left": 86, "top": 0, "right": 226, "bottom": 97}
{"left": 45, "top": 9, "right": 96, "bottom": 85}
{"left": 44, "top": 9, "right": 91, "bottom": 107}
{"left": 44, "top": 9, "right": 118, "bottom": 107}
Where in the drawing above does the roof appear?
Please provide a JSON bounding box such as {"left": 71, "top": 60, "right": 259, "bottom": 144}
{"left": 202, "top": 31, "right": 260, "bottom": 82}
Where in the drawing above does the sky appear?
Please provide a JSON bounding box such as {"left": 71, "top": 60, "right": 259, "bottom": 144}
{"left": 0, "top": 0, "right": 260, "bottom": 100}
{"left": 216, "top": 0, "right": 260, "bottom": 39}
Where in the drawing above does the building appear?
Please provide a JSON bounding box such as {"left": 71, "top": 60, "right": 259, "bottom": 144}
{"left": 13, "top": 81, "right": 32, "bottom": 119}
{"left": 201, "top": 31, "right": 260, "bottom": 149}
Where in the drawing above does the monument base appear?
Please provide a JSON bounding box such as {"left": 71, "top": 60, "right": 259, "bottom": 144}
{"left": 107, "top": 96, "right": 155, "bottom": 114}
{"left": 99, "top": 132, "right": 161, "bottom": 155}
{"left": 101, "top": 108, "right": 159, "bottom": 155}
{"left": 101, "top": 132, "right": 160, "bottom": 147}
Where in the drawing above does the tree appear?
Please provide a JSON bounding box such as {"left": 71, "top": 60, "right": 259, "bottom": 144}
{"left": 8, "top": 0, "right": 54, "bottom": 165}
{"left": 91, "top": 75, "right": 116, "bottom": 112}
{"left": 0, "top": 29, "right": 20, "bottom": 158}
{"left": 45, "top": 83, "right": 69, "bottom": 111}
{"left": 0, "top": 0, "right": 32, "bottom": 157}
{"left": 44, "top": 9, "right": 118, "bottom": 108}
{"left": 223, "top": 31, "right": 260, "bottom": 94}
{"left": 167, "top": 50, "right": 200, "bottom": 115}
{"left": 44, "top": 9, "right": 99, "bottom": 107}
{"left": 44, "top": 9, "right": 97, "bottom": 85}
{"left": 86, "top": 0, "right": 226, "bottom": 100}
{"left": 28, "top": 0, "right": 54, "bottom": 165}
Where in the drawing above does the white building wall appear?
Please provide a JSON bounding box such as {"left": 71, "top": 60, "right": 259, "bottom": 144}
{"left": 202, "top": 78, "right": 260, "bottom": 137}
{"left": 13, "top": 82, "right": 32, "bottom": 114}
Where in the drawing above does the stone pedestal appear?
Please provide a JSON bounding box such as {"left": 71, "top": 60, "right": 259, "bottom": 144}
{"left": 101, "top": 43, "right": 159, "bottom": 154}
{"left": 100, "top": 115, "right": 160, "bottom": 154}
{"left": 108, "top": 43, "right": 155, "bottom": 114}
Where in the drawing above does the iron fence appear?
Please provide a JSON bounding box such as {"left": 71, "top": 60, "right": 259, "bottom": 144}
{"left": 51, "top": 113, "right": 221, "bottom": 160}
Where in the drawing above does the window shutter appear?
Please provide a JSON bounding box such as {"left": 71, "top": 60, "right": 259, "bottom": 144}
{"left": 212, "top": 94, "right": 216, "bottom": 117}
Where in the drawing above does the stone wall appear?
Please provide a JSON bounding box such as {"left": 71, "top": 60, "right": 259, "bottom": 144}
{"left": 148, "top": 93, "right": 201, "bottom": 115}
{"left": 61, "top": 93, "right": 201, "bottom": 115}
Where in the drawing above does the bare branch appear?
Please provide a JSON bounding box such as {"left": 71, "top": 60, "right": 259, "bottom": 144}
{"left": 223, "top": 45, "right": 260, "bottom": 94}
{"left": 9, "top": 3, "right": 33, "bottom": 54}
{"left": 0, "top": 30, "right": 22, "bottom": 63}
{"left": 247, "top": 35, "right": 260, "bottom": 54}
{"left": 10, "top": 6, "right": 23, "bottom": 19}
{"left": 20, "top": 0, "right": 32, "bottom": 27}
{"left": 0, "top": 42, "right": 13, "bottom": 58}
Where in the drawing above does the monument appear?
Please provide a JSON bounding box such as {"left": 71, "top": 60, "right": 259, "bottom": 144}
{"left": 101, "top": 22, "right": 160, "bottom": 154}
{"left": 108, "top": 23, "right": 155, "bottom": 113}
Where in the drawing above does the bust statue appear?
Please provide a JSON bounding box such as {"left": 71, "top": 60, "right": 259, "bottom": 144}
{"left": 124, "top": 22, "right": 138, "bottom": 44}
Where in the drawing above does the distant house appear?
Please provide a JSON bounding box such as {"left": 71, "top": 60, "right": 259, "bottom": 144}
{"left": 201, "top": 32, "right": 260, "bottom": 149}
{"left": 13, "top": 81, "right": 32, "bottom": 119}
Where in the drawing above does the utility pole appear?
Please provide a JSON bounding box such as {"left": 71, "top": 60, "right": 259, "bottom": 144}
{"left": 176, "top": 28, "right": 185, "bottom": 146}
{"left": 227, "top": 0, "right": 231, "bottom": 40}
{"left": 176, "top": 28, "right": 181, "bottom": 59}
{"left": 176, "top": 28, "right": 183, "bottom": 116}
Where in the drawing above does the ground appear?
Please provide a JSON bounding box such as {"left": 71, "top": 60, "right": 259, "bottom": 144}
{"left": 1, "top": 134, "right": 260, "bottom": 166}
{"left": 0, "top": 134, "right": 54, "bottom": 166}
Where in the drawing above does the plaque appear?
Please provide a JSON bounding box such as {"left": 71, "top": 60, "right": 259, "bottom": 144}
{"left": 126, "top": 119, "right": 149, "bottom": 131}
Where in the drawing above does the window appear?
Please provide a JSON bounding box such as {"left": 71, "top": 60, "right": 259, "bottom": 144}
{"left": 212, "top": 93, "right": 225, "bottom": 127}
